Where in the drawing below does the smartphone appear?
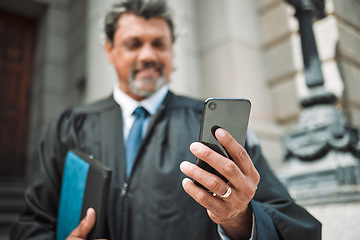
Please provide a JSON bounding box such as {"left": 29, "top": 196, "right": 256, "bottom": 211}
{"left": 195, "top": 97, "right": 251, "bottom": 190}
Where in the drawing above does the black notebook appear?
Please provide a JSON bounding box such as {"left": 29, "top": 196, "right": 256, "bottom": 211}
{"left": 56, "top": 149, "right": 112, "bottom": 240}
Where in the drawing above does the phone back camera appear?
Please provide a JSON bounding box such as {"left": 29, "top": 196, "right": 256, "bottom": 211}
{"left": 208, "top": 102, "right": 217, "bottom": 110}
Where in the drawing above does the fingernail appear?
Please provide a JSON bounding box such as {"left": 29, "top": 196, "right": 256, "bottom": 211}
{"left": 180, "top": 161, "right": 190, "bottom": 171}
{"left": 87, "top": 208, "right": 95, "bottom": 218}
{"left": 190, "top": 142, "right": 201, "bottom": 153}
{"left": 217, "top": 128, "right": 226, "bottom": 138}
{"left": 85, "top": 208, "right": 91, "bottom": 219}
{"left": 182, "top": 178, "right": 191, "bottom": 186}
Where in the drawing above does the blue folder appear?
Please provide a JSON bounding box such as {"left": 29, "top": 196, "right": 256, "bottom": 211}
{"left": 56, "top": 149, "right": 111, "bottom": 240}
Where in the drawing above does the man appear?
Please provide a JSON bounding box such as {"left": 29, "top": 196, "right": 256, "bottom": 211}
{"left": 10, "top": 0, "right": 321, "bottom": 239}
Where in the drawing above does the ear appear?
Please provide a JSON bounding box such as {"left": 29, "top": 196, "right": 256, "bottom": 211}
{"left": 104, "top": 38, "right": 114, "bottom": 63}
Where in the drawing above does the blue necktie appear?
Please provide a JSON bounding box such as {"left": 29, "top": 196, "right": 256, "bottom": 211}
{"left": 126, "top": 106, "right": 148, "bottom": 179}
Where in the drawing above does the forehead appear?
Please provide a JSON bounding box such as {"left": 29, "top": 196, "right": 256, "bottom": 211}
{"left": 115, "top": 13, "right": 172, "bottom": 40}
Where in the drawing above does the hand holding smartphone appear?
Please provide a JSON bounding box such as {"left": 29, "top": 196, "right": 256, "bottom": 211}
{"left": 195, "top": 98, "right": 251, "bottom": 190}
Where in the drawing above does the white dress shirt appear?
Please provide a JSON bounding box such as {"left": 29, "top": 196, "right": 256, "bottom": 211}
{"left": 113, "top": 84, "right": 168, "bottom": 141}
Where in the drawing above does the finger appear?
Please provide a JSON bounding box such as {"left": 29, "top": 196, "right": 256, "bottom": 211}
{"left": 215, "top": 129, "right": 260, "bottom": 194}
{"left": 181, "top": 178, "right": 225, "bottom": 211}
{"left": 190, "top": 142, "right": 243, "bottom": 187}
{"left": 182, "top": 178, "right": 244, "bottom": 222}
{"left": 180, "top": 161, "right": 229, "bottom": 197}
{"left": 215, "top": 128, "right": 257, "bottom": 177}
{"left": 182, "top": 176, "right": 254, "bottom": 228}
{"left": 68, "top": 208, "right": 96, "bottom": 239}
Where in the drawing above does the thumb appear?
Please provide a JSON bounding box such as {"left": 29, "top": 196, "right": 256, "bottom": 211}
{"left": 67, "top": 208, "right": 96, "bottom": 239}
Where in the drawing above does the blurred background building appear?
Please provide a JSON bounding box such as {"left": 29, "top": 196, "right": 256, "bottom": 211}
{"left": 0, "top": 0, "right": 359, "bottom": 239}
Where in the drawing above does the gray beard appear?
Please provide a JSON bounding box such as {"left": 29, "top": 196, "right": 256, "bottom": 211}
{"left": 129, "top": 73, "right": 165, "bottom": 98}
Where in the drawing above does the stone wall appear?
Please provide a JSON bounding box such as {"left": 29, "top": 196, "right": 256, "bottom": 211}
{"left": 260, "top": 0, "right": 301, "bottom": 128}
{"left": 259, "top": 0, "right": 360, "bottom": 130}
{"left": 27, "top": 0, "right": 87, "bottom": 178}
{"left": 189, "top": 0, "right": 285, "bottom": 171}
{"left": 331, "top": 0, "right": 360, "bottom": 128}
{"left": 83, "top": 0, "right": 116, "bottom": 104}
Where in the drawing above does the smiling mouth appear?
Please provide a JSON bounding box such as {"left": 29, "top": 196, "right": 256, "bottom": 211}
{"left": 135, "top": 68, "right": 159, "bottom": 78}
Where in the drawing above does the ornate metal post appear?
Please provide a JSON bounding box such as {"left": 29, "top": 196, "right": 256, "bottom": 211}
{"left": 280, "top": 0, "right": 360, "bottom": 205}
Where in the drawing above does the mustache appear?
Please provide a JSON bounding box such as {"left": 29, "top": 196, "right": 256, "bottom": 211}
{"left": 133, "top": 61, "right": 164, "bottom": 71}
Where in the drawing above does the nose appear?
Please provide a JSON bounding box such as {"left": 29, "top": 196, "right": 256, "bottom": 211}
{"left": 138, "top": 44, "right": 158, "bottom": 63}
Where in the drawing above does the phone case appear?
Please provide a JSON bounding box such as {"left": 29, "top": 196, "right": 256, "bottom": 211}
{"left": 195, "top": 98, "right": 251, "bottom": 189}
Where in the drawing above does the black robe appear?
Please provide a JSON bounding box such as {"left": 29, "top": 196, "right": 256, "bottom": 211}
{"left": 10, "top": 92, "right": 321, "bottom": 239}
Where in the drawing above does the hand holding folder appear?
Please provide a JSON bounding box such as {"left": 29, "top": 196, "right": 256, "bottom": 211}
{"left": 56, "top": 149, "right": 112, "bottom": 240}
{"left": 66, "top": 208, "right": 97, "bottom": 239}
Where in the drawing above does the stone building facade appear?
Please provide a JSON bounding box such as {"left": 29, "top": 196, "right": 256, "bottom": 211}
{"left": 0, "top": 0, "right": 359, "bottom": 239}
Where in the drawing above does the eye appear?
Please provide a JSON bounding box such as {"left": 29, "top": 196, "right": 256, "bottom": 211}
{"left": 152, "top": 39, "right": 167, "bottom": 50}
{"left": 124, "top": 39, "right": 142, "bottom": 50}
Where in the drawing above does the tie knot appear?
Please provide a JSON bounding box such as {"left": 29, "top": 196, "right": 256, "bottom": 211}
{"left": 133, "top": 106, "right": 148, "bottom": 118}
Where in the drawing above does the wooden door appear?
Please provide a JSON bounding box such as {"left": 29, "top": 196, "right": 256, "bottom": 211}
{"left": 0, "top": 10, "right": 35, "bottom": 179}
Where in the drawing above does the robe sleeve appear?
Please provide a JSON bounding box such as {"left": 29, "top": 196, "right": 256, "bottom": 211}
{"left": 246, "top": 130, "right": 321, "bottom": 240}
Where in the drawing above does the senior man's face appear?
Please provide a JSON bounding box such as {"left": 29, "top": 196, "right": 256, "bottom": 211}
{"left": 105, "top": 13, "right": 173, "bottom": 101}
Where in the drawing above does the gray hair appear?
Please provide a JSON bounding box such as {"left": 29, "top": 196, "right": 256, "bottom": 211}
{"left": 104, "top": 0, "right": 175, "bottom": 44}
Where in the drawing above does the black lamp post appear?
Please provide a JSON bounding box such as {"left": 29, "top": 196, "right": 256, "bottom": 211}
{"left": 286, "top": 0, "right": 337, "bottom": 107}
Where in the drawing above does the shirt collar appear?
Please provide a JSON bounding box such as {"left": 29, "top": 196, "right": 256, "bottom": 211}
{"left": 113, "top": 84, "right": 169, "bottom": 118}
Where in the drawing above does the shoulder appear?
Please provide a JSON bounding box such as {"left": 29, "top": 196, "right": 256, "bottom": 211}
{"left": 48, "top": 96, "right": 117, "bottom": 141}
{"left": 58, "top": 96, "right": 117, "bottom": 121}
{"left": 71, "top": 96, "right": 117, "bottom": 115}
{"left": 165, "top": 91, "right": 203, "bottom": 112}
